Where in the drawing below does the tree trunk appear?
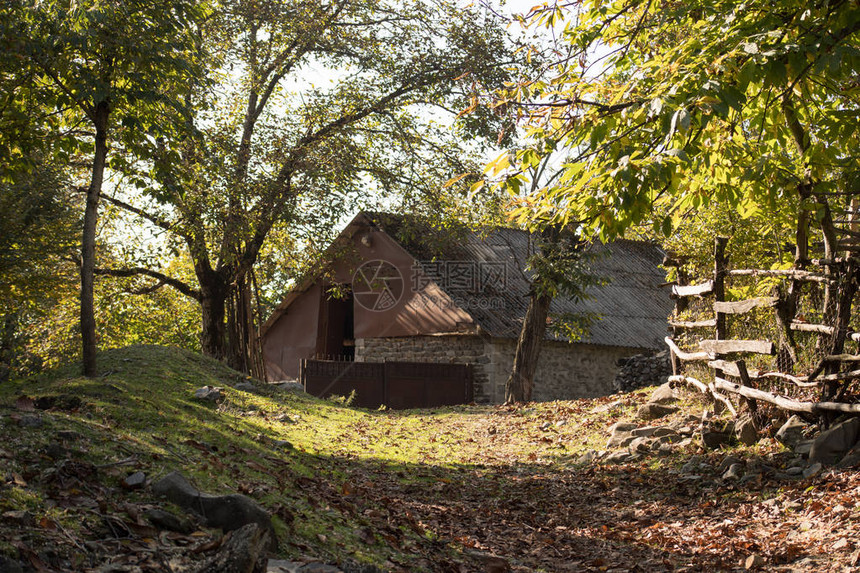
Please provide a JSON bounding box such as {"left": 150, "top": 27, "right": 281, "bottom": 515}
{"left": 81, "top": 101, "right": 110, "bottom": 377}
{"left": 226, "top": 275, "right": 264, "bottom": 378}
{"left": 505, "top": 291, "right": 552, "bottom": 403}
{"left": 198, "top": 271, "right": 228, "bottom": 361}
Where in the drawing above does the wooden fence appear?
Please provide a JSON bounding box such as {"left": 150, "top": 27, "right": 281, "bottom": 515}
{"left": 666, "top": 237, "right": 860, "bottom": 419}
{"left": 299, "top": 359, "right": 474, "bottom": 409}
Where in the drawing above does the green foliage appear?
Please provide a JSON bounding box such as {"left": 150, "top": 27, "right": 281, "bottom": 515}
{"left": 496, "top": 0, "right": 860, "bottom": 244}
{"left": 6, "top": 262, "right": 201, "bottom": 378}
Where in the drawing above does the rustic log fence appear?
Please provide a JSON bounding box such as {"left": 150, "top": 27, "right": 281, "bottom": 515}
{"left": 665, "top": 237, "right": 860, "bottom": 422}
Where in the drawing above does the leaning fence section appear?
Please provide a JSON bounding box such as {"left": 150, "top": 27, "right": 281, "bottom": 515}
{"left": 666, "top": 237, "right": 860, "bottom": 421}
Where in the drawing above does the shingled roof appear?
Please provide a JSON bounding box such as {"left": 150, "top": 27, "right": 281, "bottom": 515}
{"left": 365, "top": 213, "right": 673, "bottom": 350}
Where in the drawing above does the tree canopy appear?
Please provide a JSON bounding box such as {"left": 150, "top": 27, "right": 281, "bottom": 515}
{"left": 495, "top": 0, "right": 860, "bottom": 247}
{"left": 101, "top": 0, "right": 517, "bottom": 373}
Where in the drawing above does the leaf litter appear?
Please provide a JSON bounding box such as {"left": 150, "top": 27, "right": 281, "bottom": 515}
{"left": 1, "top": 346, "right": 859, "bottom": 571}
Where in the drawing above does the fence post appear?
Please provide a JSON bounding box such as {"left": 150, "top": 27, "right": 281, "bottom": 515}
{"left": 713, "top": 237, "right": 729, "bottom": 414}
{"left": 382, "top": 361, "right": 388, "bottom": 407}
{"left": 299, "top": 359, "right": 306, "bottom": 391}
{"left": 665, "top": 254, "right": 687, "bottom": 377}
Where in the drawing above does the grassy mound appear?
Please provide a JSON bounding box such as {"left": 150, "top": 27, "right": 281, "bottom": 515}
{"left": 0, "top": 345, "right": 418, "bottom": 570}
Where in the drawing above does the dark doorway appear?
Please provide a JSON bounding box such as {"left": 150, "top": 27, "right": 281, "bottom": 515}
{"left": 316, "top": 287, "right": 355, "bottom": 360}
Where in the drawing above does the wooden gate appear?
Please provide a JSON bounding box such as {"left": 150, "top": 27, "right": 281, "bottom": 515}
{"left": 299, "top": 359, "right": 473, "bottom": 409}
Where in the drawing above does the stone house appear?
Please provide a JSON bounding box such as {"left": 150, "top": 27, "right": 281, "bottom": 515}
{"left": 261, "top": 212, "right": 673, "bottom": 403}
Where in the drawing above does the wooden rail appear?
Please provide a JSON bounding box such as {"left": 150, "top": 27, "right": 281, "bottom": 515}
{"left": 672, "top": 281, "right": 714, "bottom": 297}
{"left": 713, "top": 297, "right": 779, "bottom": 314}
{"left": 665, "top": 237, "right": 860, "bottom": 419}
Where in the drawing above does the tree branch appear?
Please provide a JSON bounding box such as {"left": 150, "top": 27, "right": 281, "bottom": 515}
{"left": 97, "top": 192, "right": 174, "bottom": 232}
{"left": 94, "top": 267, "right": 200, "bottom": 300}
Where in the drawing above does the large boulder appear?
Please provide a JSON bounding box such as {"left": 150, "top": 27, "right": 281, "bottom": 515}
{"left": 152, "top": 471, "right": 275, "bottom": 549}
{"left": 810, "top": 417, "right": 860, "bottom": 466}
{"left": 735, "top": 415, "right": 759, "bottom": 446}
{"left": 776, "top": 415, "right": 808, "bottom": 448}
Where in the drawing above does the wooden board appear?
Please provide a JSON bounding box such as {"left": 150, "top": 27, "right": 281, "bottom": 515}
{"left": 699, "top": 339, "right": 774, "bottom": 355}
{"left": 727, "top": 269, "right": 830, "bottom": 283}
{"left": 672, "top": 280, "right": 714, "bottom": 297}
{"left": 664, "top": 336, "right": 710, "bottom": 361}
{"left": 669, "top": 318, "right": 718, "bottom": 329}
{"left": 790, "top": 321, "right": 835, "bottom": 334}
{"left": 713, "top": 297, "right": 778, "bottom": 314}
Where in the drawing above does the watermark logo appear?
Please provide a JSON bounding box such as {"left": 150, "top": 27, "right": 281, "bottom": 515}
{"left": 411, "top": 261, "right": 507, "bottom": 293}
{"left": 353, "top": 259, "right": 509, "bottom": 312}
{"left": 353, "top": 260, "right": 404, "bottom": 311}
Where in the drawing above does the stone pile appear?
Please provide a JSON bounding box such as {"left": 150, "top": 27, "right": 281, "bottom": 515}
{"left": 613, "top": 350, "right": 672, "bottom": 392}
{"left": 587, "top": 385, "right": 860, "bottom": 484}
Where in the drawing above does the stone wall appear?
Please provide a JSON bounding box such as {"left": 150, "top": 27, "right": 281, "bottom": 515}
{"left": 355, "top": 335, "right": 493, "bottom": 403}
{"left": 612, "top": 350, "right": 672, "bottom": 392}
{"left": 487, "top": 339, "right": 640, "bottom": 403}
{"left": 355, "top": 335, "right": 644, "bottom": 404}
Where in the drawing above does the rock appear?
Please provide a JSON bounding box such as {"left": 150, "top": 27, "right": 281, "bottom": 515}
{"left": 234, "top": 382, "right": 257, "bottom": 393}
{"left": 144, "top": 508, "right": 194, "bottom": 534}
{"left": 194, "top": 523, "right": 269, "bottom": 573}
{"left": 609, "top": 421, "right": 639, "bottom": 434}
{"left": 637, "top": 403, "right": 678, "bottom": 421}
{"left": 810, "top": 417, "right": 860, "bottom": 466}
{"left": 56, "top": 430, "right": 84, "bottom": 441}
{"left": 0, "top": 556, "right": 24, "bottom": 573}
{"left": 631, "top": 426, "right": 659, "bottom": 437}
{"left": 43, "top": 443, "right": 68, "bottom": 460}
{"left": 648, "top": 382, "right": 677, "bottom": 405}
{"left": 296, "top": 565, "right": 343, "bottom": 573}
{"left": 837, "top": 444, "right": 860, "bottom": 469}
{"left": 273, "top": 381, "right": 304, "bottom": 393}
{"left": 628, "top": 437, "right": 652, "bottom": 454}
{"left": 722, "top": 463, "right": 744, "bottom": 481}
{"left": 680, "top": 456, "right": 703, "bottom": 474}
{"left": 802, "top": 462, "right": 823, "bottom": 479}
{"left": 152, "top": 471, "right": 275, "bottom": 549}
{"left": 194, "top": 386, "right": 223, "bottom": 401}
{"left": 17, "top": 414, "right": 43, "bottom": 428}
{"left": 606, "top": 422, "right": 638, "bottom": 448}
{"left": 776, "top": 415, "right": 808, "bottom": 448}
{"left": 794, "top": 439, "right": 815, "bottom": 457}
{"left": 34, "top": 394, "right": 82, "bottom": 411}
{"left": 736, "top": 415, "right": 759, "bottom": 446}
{"left": 653, "top": 427, "right": 679, "bottom": 438}
{"left": 655, "top": 443, "right": 675, "bottom": 456}
{"left": 676, "top": 438, "right": 694, "bottom": 448}
{"left": 266, "top": 560, "right": 301, "bottom": 573}
{"left": 744, "top": 554, "right": 765, "bottom": 570}
{"left": 702, "top": 428, "right": 732, "bottom": 449}
{"left": 717, "top": 455, "right": 742, "bottom": 474}
{"left": 121, "top": 471, "right": 146, "bottom": 490}
{"left": 785, "top": 466, "right": 803, "bottom": 476}
{"left": 591, "top": 400, "right": 623, "bottom": 414}
{"left": 604, "top": 451, "right": 632, "bottom": 464}
{"left": 2, "top": 510, "right": 35, "bottom": 526}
